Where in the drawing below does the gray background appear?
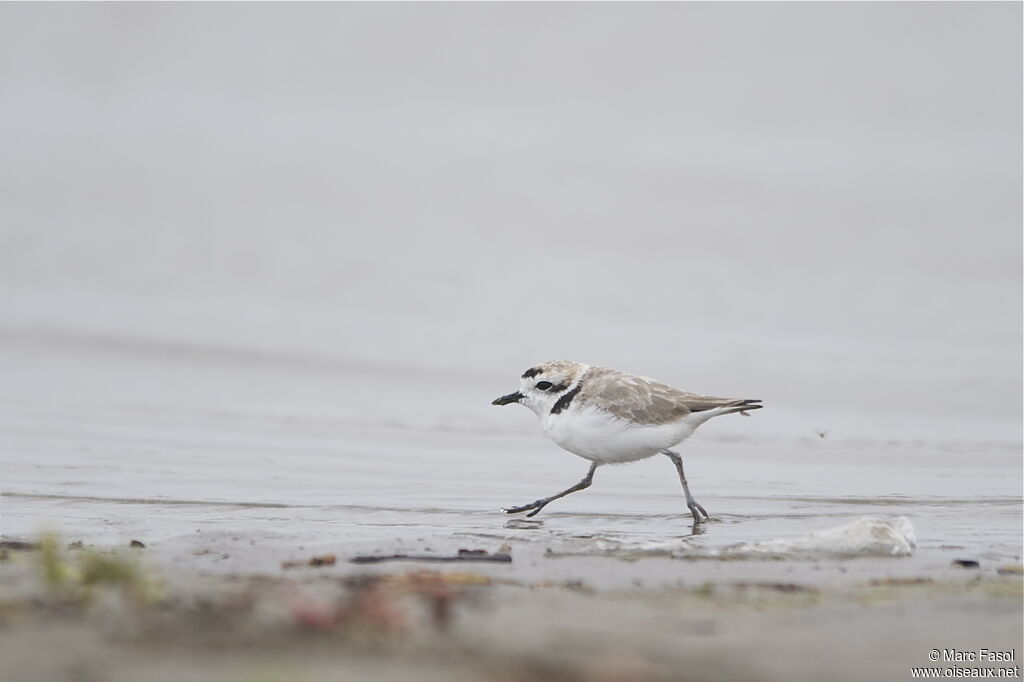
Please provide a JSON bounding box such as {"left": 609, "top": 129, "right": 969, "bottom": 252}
{"left": 1, "top": 2, "right": 1020, "bottom": 441}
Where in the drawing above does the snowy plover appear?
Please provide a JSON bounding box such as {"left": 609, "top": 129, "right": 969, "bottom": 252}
{"left": 492, "top": 361, "right": 762, "bottom": 523}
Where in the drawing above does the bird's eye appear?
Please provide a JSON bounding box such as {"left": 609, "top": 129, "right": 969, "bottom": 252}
{"left": 536, "top": 381, "right": 553, "bottom": 391}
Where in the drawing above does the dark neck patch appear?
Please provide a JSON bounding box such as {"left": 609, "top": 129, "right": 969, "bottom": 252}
{"left": 550, "top": 384, "right": 582, "bottom": 415}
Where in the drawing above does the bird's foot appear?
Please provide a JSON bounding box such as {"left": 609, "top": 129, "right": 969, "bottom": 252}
{"left": 688, "top": 501, "right": 709, "bottom": 524}
{"left": 502, "top": 500, "right": 547, "bottom": 516}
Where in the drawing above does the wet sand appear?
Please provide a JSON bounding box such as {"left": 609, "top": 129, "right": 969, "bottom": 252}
{"left": 2, "top": 329, "right": 1020, "bottom": 682}
{"left": 2, "top": 338, "right": 1021, "bottom": 681}
{"left": 2, "top": 534, "right": 1021, "bottom": 682}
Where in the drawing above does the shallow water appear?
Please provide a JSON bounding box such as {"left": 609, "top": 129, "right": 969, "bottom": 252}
{"left": 2, "top": 336, "right": 1019, "bottom": 576}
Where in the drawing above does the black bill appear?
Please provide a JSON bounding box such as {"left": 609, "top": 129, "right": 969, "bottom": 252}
{"left": 491, "top": 391, "right": 523, "bottom": 406}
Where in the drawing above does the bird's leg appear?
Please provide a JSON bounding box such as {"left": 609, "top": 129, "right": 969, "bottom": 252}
{"left": 503, "top": 462, "right": 598, "bottom": 518}
{"left": 662, "top": 450, "right": 709, "bottom": 523}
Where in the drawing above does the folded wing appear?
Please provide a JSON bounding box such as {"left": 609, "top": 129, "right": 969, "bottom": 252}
{"left": 580, "top": 367, "right": 762, "bottom": 425}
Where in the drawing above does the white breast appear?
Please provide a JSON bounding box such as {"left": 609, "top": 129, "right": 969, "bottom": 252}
{"left": 541, "top": 403, "right": 696, "bottom": 464}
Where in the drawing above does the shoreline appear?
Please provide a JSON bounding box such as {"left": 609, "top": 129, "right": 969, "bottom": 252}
{"left": 2, "top": 535, "right": 1021, "bottom": 682}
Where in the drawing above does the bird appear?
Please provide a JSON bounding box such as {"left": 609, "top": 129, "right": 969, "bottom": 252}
{"left": 491, "top": 360, "right": 762, "bottom": 524}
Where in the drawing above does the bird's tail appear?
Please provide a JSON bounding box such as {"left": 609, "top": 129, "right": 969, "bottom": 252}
{"left": 717, "top": 399, "right": 763, "bottom": 417}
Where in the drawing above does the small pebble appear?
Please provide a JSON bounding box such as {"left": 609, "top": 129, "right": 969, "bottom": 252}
{"left": 951, "top": 559, "right": 979, "bottom": 569}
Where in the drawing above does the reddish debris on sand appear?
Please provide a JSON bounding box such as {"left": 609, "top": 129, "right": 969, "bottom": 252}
{"left": 282, "top": 553, "right": 337, "bottom": 569}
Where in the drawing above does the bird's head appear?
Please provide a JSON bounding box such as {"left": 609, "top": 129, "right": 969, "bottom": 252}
{"left": 491, "top": 360, "right": 588, "bottom": 417}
